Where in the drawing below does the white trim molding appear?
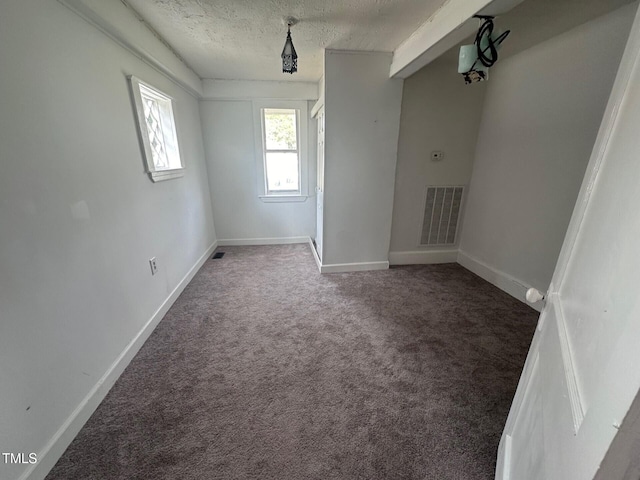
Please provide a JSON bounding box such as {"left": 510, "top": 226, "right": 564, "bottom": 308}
{"left": 258, "top": 195, "right": 308, "bottom": 203}
{"left": 23, "top": 240, "right": 217, "bottom": 480}
{"left": 554, "top": 299, "right": 585, "bottom": 433}
{"left": 252, "top": 99, "right": 309, "bottom": 200}
{"left": 319, "top": 261, "right": 390, "bottom": 274}
{"left": 217, "top": 237, "right": 309, "bottom": 246}
{"left": 389, "top": 249, "right": 458, "bottom": 265}
{"left": 311, "top": 94, "right": 324, "bottom": 118}
{"left": 311, "top": 76, "right": 325, "bottom": 118}
{"left": 308, "top": 237, "right": 323, "bottom": 272}
{"left": 457, "top": 250, "right": 544, "bottom": 312}
{"left": 128, "top": 76, "right": 185, "bottom": 183}
{"left": 307, "top": 238, "right": 390, "bottom": 274}
{"left": 148, "top": 169, "right": 185, "bottom": 182}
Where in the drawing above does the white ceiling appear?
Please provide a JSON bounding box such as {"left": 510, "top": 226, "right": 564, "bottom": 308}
{"left": 125, "top": 0, "right": 450, "bottom": 82}
{"left": 126, "top": 0, "right": 637, "bottom": 83}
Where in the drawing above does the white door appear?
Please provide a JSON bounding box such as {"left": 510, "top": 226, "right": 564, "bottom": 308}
{"left": 315, "top": 106, "right": 325, "bottom": 261}
{"left": 497, "top": 6, "right": 640, "bottom": 480}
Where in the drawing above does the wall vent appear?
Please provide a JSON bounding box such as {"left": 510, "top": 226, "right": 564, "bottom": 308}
{"left": 420, "top": 186, "right": 464, "bottom": 246}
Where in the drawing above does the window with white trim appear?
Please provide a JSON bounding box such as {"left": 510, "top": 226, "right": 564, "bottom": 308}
{"left": 263, "top": 108, "right": 300, "bottom": 194}
{"left": 129, "top": 76, "right": 184, "bottom": 182}
{"left": 254, "top": 101, "right": 308, "bottom": 202}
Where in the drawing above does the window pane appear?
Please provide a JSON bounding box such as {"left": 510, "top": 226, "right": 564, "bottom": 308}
{"left": 141, "top": 94, "right": 170, "bottom": 169}
{"left": 139, "top": 86, "right": 183, "bottom": 171}
{"left": 158, "top": 102, "right": 181, "bottom": 170}
{"left": 265, "top": 152, "right": 299, "bottom": 192}
{"left": 264, "top": 109, "right": 297, "bottom": 150}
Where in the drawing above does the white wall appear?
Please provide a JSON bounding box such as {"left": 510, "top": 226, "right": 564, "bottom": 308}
{"left": 200, "top": 99, "right": 317, "bottom": 243}
{"left": 389, "top": 59, "right": 486, "bottom": 265}
{"left": 202, "top": 79, "right": 318, "bottom": 100}
{"left": 458, "top": 3, "right": 636, "bottom": 303}
{"left": 0, "top": 1, "right": 216, "bottom": 479}
{"left": 322, "top": 50, "right": 404, "bottom": 269}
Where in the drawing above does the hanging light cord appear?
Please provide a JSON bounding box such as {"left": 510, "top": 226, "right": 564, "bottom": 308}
{"left": 471, "top": 16, "right": 510, "bottom": 69}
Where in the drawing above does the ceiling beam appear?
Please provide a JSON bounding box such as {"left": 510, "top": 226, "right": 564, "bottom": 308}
{"left": 389, "top": 0, "right": 526, "bottom": 79}
{"left": 57, "top": 0, "right": 203, "bottom": 97}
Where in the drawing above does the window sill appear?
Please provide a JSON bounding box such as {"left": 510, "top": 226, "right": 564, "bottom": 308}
{"left": 259, "top": 195, "right": 308, "bottom": 203}
{"left": 149, "top": 169, "right": 185, "bottom": 182}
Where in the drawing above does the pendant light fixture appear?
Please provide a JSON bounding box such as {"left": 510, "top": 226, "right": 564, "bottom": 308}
{"left": 281, "top": 18, "right": 298, "bottom": 74}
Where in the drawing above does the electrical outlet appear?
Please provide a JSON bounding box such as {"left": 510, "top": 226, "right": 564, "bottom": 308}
{"left": 149, "top": 257, "right": 158, "bottom": 275}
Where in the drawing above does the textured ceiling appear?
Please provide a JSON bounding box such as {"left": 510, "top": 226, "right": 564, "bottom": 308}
{"left": 125, "top": 0, "right": 450, "bottom": 82}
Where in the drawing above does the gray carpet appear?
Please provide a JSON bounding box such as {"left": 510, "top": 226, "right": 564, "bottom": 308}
{"left": 46, "top": 244, "right": 537, "bottom": 480}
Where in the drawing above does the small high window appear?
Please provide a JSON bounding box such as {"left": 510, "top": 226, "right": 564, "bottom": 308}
{"left": 129, "top": 76, "right": 184, "bottom": 182}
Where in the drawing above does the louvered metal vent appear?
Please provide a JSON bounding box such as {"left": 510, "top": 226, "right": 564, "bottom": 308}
{"left": 420, "top": 186, "right": 464, "bottom": 246}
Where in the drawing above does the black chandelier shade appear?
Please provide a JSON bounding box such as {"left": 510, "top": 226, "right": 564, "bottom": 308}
{"left": 281, "top": 26, "right": 298, "bottom": 74}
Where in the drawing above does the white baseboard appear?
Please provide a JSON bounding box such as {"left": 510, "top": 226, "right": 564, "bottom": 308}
{"left": 25, "top": 240, "right": 218, "bottom": 480}
{"left": 217, "top": 237, "right": 309, "bottom": 246}
{"left": 320, "top": 261, "right": 389, "bottom": 274}
{"left": 457, "top": 250, "right": 543, "bottom": 312}
{"left": 389, "top": 249, "right": 458, "bottom": 265}
{"left": 306, "top": 237, "right": 389, "bottom": 273}
{"left": 308, "top": 237, "right": 322, "bottom": 273}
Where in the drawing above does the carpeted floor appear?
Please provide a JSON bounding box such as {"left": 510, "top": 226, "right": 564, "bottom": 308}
{"left": 46, "top": 244, "right": 537, "bottom": 480}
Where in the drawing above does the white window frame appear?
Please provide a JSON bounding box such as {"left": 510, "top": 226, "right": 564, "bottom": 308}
{"left": 253, "top": 100, "right": 308, "bottom": 202}
{"left": 129, "top": 76, "right": 185, "bottom": 182}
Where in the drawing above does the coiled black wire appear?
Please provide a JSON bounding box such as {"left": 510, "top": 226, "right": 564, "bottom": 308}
{"left": 472, "top": 16, "right": 510, "bottom": 69}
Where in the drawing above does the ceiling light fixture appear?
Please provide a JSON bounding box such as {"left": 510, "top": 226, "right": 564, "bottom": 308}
{"left": 281, "top": 17, "right": 298, "bottom": 74}
{"left": 458, "top": 16, "right": 510, "bottom": 84}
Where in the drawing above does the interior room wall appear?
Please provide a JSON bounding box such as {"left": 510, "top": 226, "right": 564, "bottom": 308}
{"left": 322, "top": 50, "right": 404, "bottom": 270}
{"left": 0, "top": 1, "right": 216, "bottom": 479}
{"left": 389, "top": 58, "right": 486, "bottom": 265}
{"left": 458, "top": 3, "right": 637, "bottom": 305}
{"left": 200, "top": 98, "right": 317, "bottom": 244}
